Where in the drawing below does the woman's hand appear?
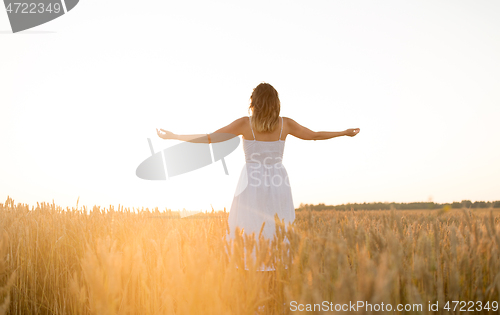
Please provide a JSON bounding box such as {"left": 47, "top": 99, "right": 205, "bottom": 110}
{"left": 156, "top": 128, "right": 177, "bottom": 140}
{"left": 344, "top": 128, "right": 360, "bottom": 137}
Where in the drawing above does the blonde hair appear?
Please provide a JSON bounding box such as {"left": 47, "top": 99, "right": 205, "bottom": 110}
{"left": 249, "top": 83, "right": 281, "bottom": 133}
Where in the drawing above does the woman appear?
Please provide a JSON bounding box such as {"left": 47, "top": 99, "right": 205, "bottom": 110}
{"left": 157, "top": 83, "right": 360, "bottom": 269}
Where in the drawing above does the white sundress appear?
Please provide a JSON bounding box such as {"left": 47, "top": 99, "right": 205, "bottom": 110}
{"left": 227, "top": 116, "right": 295, "bottom": 270}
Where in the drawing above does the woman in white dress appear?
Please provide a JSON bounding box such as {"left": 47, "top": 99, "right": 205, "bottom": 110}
{"left": 157, "top": 83, "right": 360, "bottom": 268}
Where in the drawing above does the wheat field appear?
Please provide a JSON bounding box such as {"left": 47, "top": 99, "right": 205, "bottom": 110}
{"left": 0, "top": 197, "right": 499, "bottom": 314}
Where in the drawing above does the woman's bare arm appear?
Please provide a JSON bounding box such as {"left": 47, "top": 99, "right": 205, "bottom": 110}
{"left": 286, "top": 117, "right": 360, "bottom": 140}
{"left": 157, "top": 117, "right": 245, "bottom": 143}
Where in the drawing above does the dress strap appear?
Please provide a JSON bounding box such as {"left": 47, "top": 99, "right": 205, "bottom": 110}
{"left": 248, "top": 116, "right": 256, "bottom": 140}
{"left": 279, "top": 116, "right": 283, "bottom": 140}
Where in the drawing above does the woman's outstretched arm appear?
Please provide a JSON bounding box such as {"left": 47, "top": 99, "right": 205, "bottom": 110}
{"left": 287, "top": 117, "right": 360, "bottom": 140}
{"left": 157, "top": 117, "right": 245, "bottom": 143}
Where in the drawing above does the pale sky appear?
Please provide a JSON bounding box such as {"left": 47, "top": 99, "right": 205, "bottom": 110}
{"left": 1, "top": 0, "right": 499, "bottom": 212}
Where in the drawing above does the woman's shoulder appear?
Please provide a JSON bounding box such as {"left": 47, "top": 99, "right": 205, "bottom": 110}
{"left": 281, "top": 116, "right": 294, "bottom": 125}
{"left": 230, "top": 117, "right": 251, "bottom": 130}
{"left": 232, "top": 116, "right": 251, "bottom": 120}
{"left": 281, "top": 117, "right": 302, "bottom": 131}
{"left": 234, "top": 116, "right": 250, "bottom": 124}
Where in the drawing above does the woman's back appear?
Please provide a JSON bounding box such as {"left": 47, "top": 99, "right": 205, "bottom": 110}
{"left": 241, "top": 115, "right": 287, "bottom": 142}
{"left": 228, "top": 116, "right": 295, "bottom": 262}
{"left": 243, "top": 116, "right": 286, "bottom": 166}
{"left": 156, "top": 82, "right": 359, "bottom": 272}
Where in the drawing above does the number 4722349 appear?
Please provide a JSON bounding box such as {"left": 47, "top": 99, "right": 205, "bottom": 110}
{"left": 5, "top": 3, "right": 62, "bottom": 14}
{"left": 444, "top": 301, "right": 498, "bottom": 312}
